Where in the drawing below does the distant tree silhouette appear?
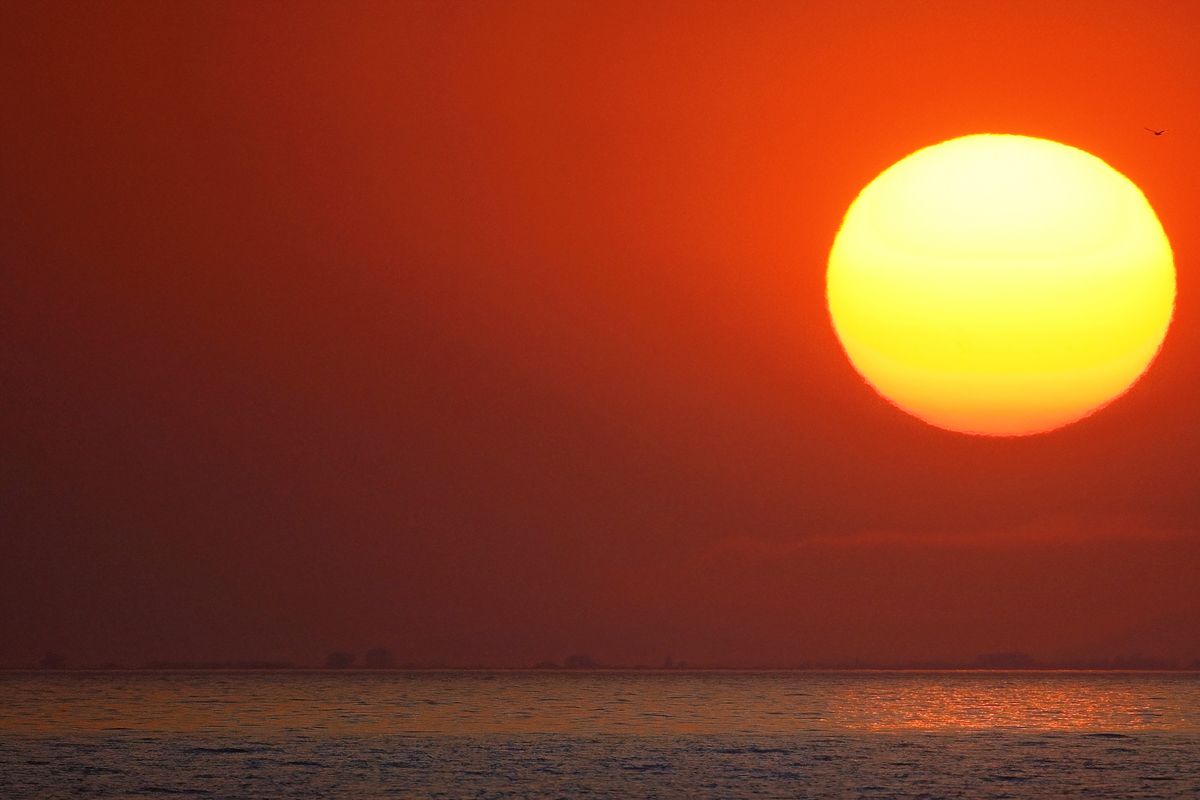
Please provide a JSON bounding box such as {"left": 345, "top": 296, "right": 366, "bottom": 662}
{"left": 1110, "top": 655, "right": 1170, "bottom": 670}
{"left": 563, "top": 654, "right": 597, "bottom": 669}
{"left": 973, "top": 651, "right": 1035, "bottom": 669}
{"left": 324, "top": 651, "right": 355, "bottom": 669}
{"left": 533, "top": 660, "right": 560, "bottom": 669}
{"left": 364, "top": 647, "right": 395, "bottom": 669}
{"left": 38, "top": 652, "right": 67, "bottom": 670}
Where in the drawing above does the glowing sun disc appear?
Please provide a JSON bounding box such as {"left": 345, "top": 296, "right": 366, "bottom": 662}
{"left": 827, "top": 134, "right": 1175, "bottom": 436}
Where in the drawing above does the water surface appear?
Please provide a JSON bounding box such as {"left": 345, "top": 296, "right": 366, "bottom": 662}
{"left": 2, "top": 670, "right": 1197, "bottom": 798}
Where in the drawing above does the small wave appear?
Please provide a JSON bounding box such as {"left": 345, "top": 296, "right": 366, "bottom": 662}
{"left": 133, "top": 787, "right": 213, "bottom": 796}
{"left": 711, "top": 746, "right": 790, "bottom": 755}
{"left": 81, "top": 765, "right": 125, "bottom": 775}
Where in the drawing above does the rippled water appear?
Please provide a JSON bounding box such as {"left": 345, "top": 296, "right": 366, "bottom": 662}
{"left": 1, "top": 670, "right": 1198, "bottom": 798}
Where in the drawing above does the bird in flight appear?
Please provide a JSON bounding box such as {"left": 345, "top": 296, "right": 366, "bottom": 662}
{"left": 1145, "top": 127, "right": 1167, "bottom": 136}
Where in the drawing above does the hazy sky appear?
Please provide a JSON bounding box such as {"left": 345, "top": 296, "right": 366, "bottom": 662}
{"left": 4, "top": 1, "right": 1200, "bottom": 667}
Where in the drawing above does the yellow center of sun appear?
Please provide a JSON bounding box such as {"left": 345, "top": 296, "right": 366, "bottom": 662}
{"left": 827, "top": 134, "right": 1175, "bottom": 436}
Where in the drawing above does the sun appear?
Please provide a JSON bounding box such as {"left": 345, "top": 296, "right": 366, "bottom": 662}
{"left": 827, "top": 134, "right": 1175, "bottom": 436}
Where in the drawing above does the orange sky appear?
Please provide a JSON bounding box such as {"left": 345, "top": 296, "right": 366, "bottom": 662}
{"left": 3, "top": 1, "right": 1200, "bottom": 667}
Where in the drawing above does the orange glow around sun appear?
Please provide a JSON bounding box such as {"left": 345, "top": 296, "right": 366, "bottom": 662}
{"left": 827, "top": 134, "right": 1175, "bottom": 436}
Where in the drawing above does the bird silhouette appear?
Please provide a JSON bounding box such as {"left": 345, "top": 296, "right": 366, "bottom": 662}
{"left": 1145, "top": 127, "right": 1167, "bottom": 136}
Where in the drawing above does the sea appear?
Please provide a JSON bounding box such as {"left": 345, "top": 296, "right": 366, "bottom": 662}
{"left": 1, "top": 670, "right": 1198, "bottom": 798}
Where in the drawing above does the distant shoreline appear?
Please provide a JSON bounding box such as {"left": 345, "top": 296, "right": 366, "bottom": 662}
{"left": 5, "top": 665, "right": 1200, "bottom": 674}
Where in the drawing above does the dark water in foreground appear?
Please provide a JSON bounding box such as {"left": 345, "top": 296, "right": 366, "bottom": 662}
{"left": 1, "top": 671, "right": 1198, "bottom": 798}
